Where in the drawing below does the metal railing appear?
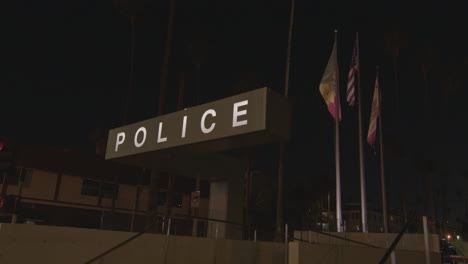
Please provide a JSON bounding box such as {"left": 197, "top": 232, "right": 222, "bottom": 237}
{"left": 82, "top": 214, "right": 254, "bottom": 264}
{"left": 449, "top": 255, "right": 468, "bottom": 264}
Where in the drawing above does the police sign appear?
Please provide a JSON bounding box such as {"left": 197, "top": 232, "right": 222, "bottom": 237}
{"left": 105, "top": 87, "right": 290, "bottom": 160}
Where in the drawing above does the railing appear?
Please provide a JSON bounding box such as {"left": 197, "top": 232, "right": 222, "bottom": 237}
{"left": 450, "top": 255, "right": 468, "bottom": 264}
{"left": 293, "top": 230, "right": 379, "bottom": 248}
{"left": 82, "top": 214, "right": 257, "bottom": 264}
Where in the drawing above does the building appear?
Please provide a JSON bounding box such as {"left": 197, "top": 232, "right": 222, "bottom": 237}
{"left": 320, "top": 208, "right": 404, "bottom": 233}
{"left": 0, "top": 138, "right": 210, "bottom": 235}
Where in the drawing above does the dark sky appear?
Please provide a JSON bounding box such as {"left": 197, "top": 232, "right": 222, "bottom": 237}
{"left": 2, "top": 0, "right": 468, "bottom": 228}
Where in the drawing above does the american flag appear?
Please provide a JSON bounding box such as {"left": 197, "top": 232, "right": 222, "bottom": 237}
{"left": 346, "top": 38, "right": 358, "bottom": 106}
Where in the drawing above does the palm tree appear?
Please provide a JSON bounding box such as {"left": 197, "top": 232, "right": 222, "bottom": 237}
{"left": 231, "top": 73, "right": 267, "bottom": 94}
{"left": 112, "top": 0, "right": 147, "bottom": 124}
{"left": 384, "top": 28, "right": 408, "bottom": 114}
{"left": 187, "top": 38, "right": 209, "bottom": 105}
{"left": 109, "top": 0, "right": 148, "bottom": 230}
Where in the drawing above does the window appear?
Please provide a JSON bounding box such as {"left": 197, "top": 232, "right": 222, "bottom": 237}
{"left": 81, "top": 180, "right": 100, "bottom": 196}
{"left": 19, "top": 168, "right": 33, "bottom": 187}
{"left": 101, "top": 182, "right": 118, "bottom": 198}
{"left": 157, "top": 192, "right": 183, "bottom": 207}
{"left": 81, "top": 180, "right": 119, "bottom": 198}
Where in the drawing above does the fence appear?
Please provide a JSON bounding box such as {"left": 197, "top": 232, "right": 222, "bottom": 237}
{"left": 293, "top": 230, "right": 440, "bottom": 252}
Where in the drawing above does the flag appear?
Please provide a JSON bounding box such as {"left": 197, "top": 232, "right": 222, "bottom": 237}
{"left": 367, "top": 71, "right": 380, "bottom": 146}
{"left": 346, "top": 37, "right": 358, "bottom": 106}
{"left": 320, "top": 40, "right": 342, "bottom": 120}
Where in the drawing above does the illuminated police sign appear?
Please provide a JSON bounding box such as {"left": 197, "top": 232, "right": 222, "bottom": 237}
{"left": 105, "top": 87, "right": 291, "bottom": 160}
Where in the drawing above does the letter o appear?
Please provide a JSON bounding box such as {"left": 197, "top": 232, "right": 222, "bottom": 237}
{"left": 134, "top": 127, "right": 147, "bottom": 148}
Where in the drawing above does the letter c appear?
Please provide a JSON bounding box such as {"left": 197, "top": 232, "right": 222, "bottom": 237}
{"left": 201, "top": 109, "right": 216, "bottom": 134}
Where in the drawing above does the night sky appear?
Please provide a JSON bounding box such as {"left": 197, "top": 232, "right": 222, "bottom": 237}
{"left": 2, "top": 0, "right": 468, "bottom": 229}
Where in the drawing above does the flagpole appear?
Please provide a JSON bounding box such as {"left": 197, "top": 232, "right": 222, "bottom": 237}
{"left": 333, "top": 29, "right": 343, "bottom": 232}
{"left": 275, "top": 0, "right": 295, "bottom": 241}
{"left": 356, "top": 33, "right": 368, "bottom": 233}
{"left": 377, "top": 66, "right": 388, "bottom": 233}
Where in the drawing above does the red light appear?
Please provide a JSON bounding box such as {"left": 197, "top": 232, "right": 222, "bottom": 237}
{"left": 0, "top": 142, "right": 3, "bottom": 151}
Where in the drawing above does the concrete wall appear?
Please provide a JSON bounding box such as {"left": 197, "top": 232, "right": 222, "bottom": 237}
{"left": 0, "top": 224, "right": 284, "bottom": 264}
{"left": 0, "top": 224, "right": 442, "bottom": 264}
{"left": 22, "top": 170, "right": 57, "bottom": 200}
{"left": 294, "top": 230, "right": 440, "bottom": 252}
{"left": 288, "top": 242, "right": 441, "bottom": 264}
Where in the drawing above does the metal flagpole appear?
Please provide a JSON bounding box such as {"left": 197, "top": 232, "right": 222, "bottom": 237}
{"left": 333, "top": 30, "right": 343, "bottom": 232}
{"left": 356, "top": 33, "right": 368, "bottom": 233}
{"left": 377, "top": 67, "right": 388, "bottom": 233}
{"left": 275, "top": 0, "right": 295, "bottom": 241}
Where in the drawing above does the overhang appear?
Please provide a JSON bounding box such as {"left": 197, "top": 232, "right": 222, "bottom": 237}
{"left": 105, "top": 87, "right": 291, "bottom": 180}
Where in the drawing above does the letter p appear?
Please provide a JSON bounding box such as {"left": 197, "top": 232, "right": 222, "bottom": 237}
{"left": 115, "top": 132, "right": 126, "bottom": 152}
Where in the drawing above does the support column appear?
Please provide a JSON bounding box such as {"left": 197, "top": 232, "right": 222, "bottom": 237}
{"left": 207, "top": 176, "right": 243, "bottom": 239}
{"left": 226, "top": 175, "right": 243, "bottom": 239}
{"left": 191, "top": 175, "right": 200, "bottom": 236}
{"left": 164, "top": 173, "right": 175, "bottom": 234}
{"left": 208, "top": 181, "right": 228, "bottom": 238}
{"left": 53, "top": 172, "right": 62, "bottom": 201}
{"left": 146, "top": 170, "right": 160, "bottom": 232}
{"left": 1, "top": 172, "right": 9, "bottom": 196}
